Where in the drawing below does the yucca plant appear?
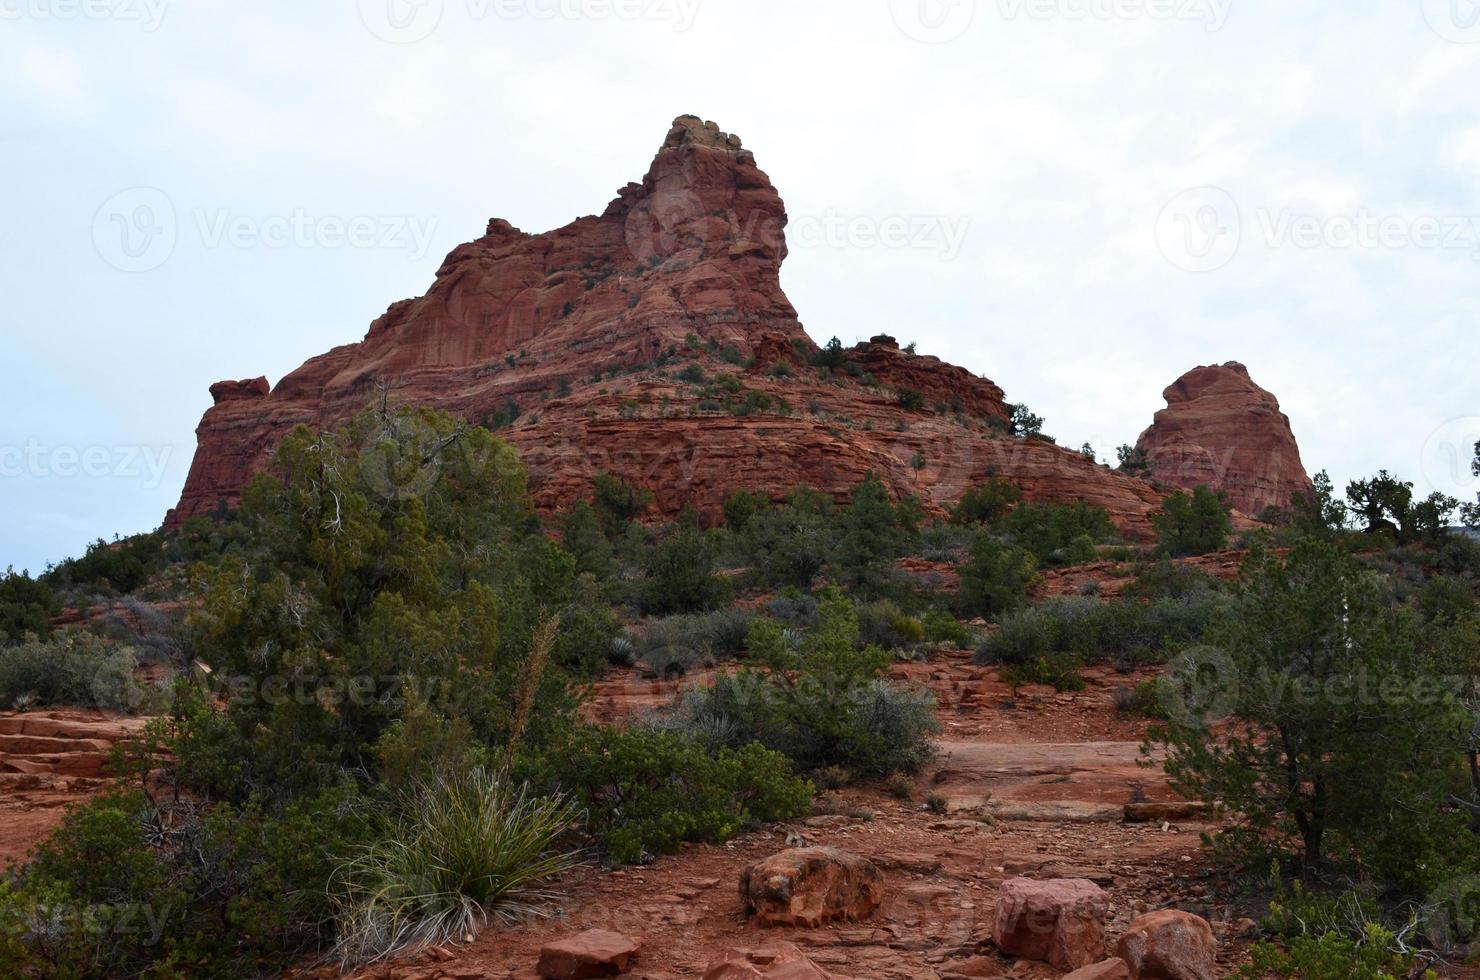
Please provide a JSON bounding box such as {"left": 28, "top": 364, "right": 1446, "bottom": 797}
{"left": 333, "top": 769, "right": 582, "bottom": 966}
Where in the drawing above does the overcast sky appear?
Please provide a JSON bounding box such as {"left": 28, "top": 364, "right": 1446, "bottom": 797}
{"left": 3, "top": 0, "right": 1479, "bottom": 573}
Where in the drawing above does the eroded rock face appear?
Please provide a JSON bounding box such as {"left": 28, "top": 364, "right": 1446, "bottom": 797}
{"left": 991, "top": 877, "right": 1109, "bottom": 970}
{"left": 1133, "top": 362, "right": 1312, "bottom": 518}
{"left": 740, "top": 847, "right": 884, "bottom": 928}
{"left": 170, "top": 116, "right": 1172, "bottom": 537}
{"left": 1114, "top": 910, "right": 1217, "bottom": 980}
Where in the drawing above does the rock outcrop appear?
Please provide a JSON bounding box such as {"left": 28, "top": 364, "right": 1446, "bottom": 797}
{"left": 170, "top": 116, "right": 1174, "bottom": 536}
{"left": 740, "top": 847, "right": 884, "bottom": 928}
{"left": 536, "top": 929, "right": 641, "bottom": 979}
{"left": 1133, "top": 362, "right": 1312, "bottom": 518}
{"left": 992, "top": 877, "right": 1110, "bottom": 970}
{"left": 1114, "top": 910, "right": 1217, "bottom": 980}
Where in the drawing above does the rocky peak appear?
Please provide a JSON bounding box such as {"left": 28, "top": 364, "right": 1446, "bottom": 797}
{"left": 168, "top": 116, "right": 1169, "bottom": 537}
{"left": 1134, "top": 362, "right": 1312, "bottom": 517}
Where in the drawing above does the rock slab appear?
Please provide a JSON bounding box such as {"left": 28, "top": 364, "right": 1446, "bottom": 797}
{"left": 992, "top": 877, "right": 1109, "bottom": 970}
{"left": 740, "top": 847, "right": 884, "bottom": 928}
{"left": 536, "top": 929, "right": 640, "bottom": 979}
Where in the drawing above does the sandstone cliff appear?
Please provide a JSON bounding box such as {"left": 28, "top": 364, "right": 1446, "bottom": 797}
{"left": 1133, "top": 362, "right": 1313, "bottom": 517}
{"left": 171, "top": 116, "right": 1173, "bottom": 536}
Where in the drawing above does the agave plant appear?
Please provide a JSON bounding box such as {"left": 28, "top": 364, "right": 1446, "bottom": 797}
{"left": 333, "top": 769, "right": 583, "bottom": 966}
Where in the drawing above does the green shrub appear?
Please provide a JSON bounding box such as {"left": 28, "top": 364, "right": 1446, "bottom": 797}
{"left": 1, "top": 784, "right": 369, "bottom": 978}
{"left": 998, "top": 501, "right": 1114, "bottom": 565}
{"left": 1113, "top": 680, "right": 1165, "bottom": 717}
{"left": 0, "top": 567, "right": 56, "bottom": 643}
{"left": 0, "top": 632, "right": 144, "bottom": 712}
{"left": 637, "top": 608, "right": 755, "bottom": 677}
{"left": 1239, "top": 924, "right": 1434, "bottom": 980}
{"left": 333, "top": 770, "right": 581, "bottom": 965}
{"left": 951, "top": 479, "right": 1022, "bottom": 526}
{"left": 1153, "top": 485, "right": 1233, "bottom": 556}
{"left": 635, "top": 524, "right": 731, "bottom": 615}
{"left": 922, "top": 610, "right": 972, "bottom": 648}
{"left": 975, "top": 595, "right": 1221, "bottom": 671}
{"left": 670, "top": 590, "right": 940, "bottom": 776}
{"left": 541, "top": 726, "right": 810, "bottom": 864}
{"left": 1000, "top": 653, "right": 1086, "bottom": 692}
{"left": 43, "top": 533, "right": 166, "bottom": 595}
{"left": 856, "top": 600, "right": 923, "bottom": 650}
{"left": 1154, "top": 540, "right": 1479, "bottom": 891}
{"left": 592, "top": 472, "right": 654, "bottom": 531}
{"left": 954, "top": 534, "right": 1038, "bottom": 619}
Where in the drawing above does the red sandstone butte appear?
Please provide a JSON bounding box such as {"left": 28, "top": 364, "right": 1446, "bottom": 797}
{"left": 1134, "top": 362, "right": 1312, "bottom": 518}
{"left": 170, "top": 116, "right": 1204, "bottom": 538}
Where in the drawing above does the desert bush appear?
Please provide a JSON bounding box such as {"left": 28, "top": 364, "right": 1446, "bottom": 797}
{"left": 0, "top": 632, "right": 144, "bottom": 713}
{"left": 0, "top": 567, "right": 56, "bottom": 644}
{"left": 43, "top": 533, "right": 166, "bottom": 595}
{"left": 1154, "top": 539, "right": 1479, "bottom": 891}
{"left": 669, "top": 590, "right": 940, "bottom": 776}
{"left": 1153, "top": 485, "right": 1233, "bottom": 557}
{"left": 591, "top": 472, "right": 654, "bottom": 531}
{"left": 637, "top": 608, "right": 755, "bottom": 677}
{"left": 832, "top": 474, "right": 913, "bottom": 596}
{"left": 951, "top": 478, "right": 1022, "bottom": 526}
{"left": 0, "top": 783, "right": 369, "bottom": 978}
{"left": 1113, "top": 680, "right": 1165, "bottom": 717}
{"left": 333, "top": 770, "right": 581, "bottom": 965}
{"left": 856, "top": 599, "right": 924, "bottom": 650}
{"left": 1124, "top": 558, "right": 1221, "bottom": 600}
{"left": 634, "top": 523, "right": 731, "bottom": 616}
{"left": 1239, "top": 925, "right": 1433, "bottom": 980}
{"left": 994, "top": 501, "right": 1114, "bottom": 565}
{"left": 976, "top": 594, "right": 1221, "bottom": 672}
{"left": 954, "top": 534, "right": 1038, "bottom": 619}
{"left": 922, "top": 609, "right": 972, "bottom": 648}
{"left": 539, "top": 726, "right": 810, "bottom": 864}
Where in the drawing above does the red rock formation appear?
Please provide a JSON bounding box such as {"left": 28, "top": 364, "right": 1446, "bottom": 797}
{"left": 170, "top": 116, "right": 1171, "bottom": 537}
{"left": 1133, "top": 362, "right": 1312, "bottom": 518}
